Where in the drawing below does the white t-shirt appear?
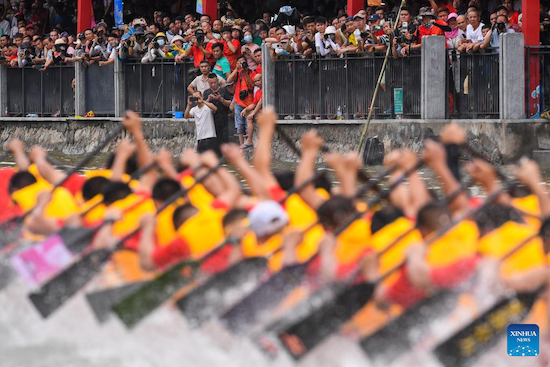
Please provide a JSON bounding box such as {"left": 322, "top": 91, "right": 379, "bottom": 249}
{"left": 466, "top": 23, "right": 485, "bottom": 43}
{"left": 314, "top": 32, "right": 340, "bottom": 56}
{"left": 189, "top": 104, "right": 216, "bottom": 141}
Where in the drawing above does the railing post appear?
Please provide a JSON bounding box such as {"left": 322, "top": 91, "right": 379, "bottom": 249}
{"left": 0, "top": 65, "right": 7, "bottom": 116}
{"left": 421, "top": 35, "right": 446, "bottom": 119}
{"left": 75, "top": 61, "right": 86, "bottom": 116}
{"left": 261, "top": 43, "right": 275, "bottom": 107}
{"left": 114, "top": 58, "right": 126, "bottom": 117}
{"left": 499, "top": 33, "right": 525, "bottom": 119}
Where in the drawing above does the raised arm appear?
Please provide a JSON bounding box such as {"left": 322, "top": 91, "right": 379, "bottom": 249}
{"left": 28, "top": 146, "right": 65, "bottom": 185}
{"left": 109, "top": 139, "right": 137, "bottom": 182}
{"left": 252, "top": 106, "right": 279, "bottom": 188}
{"left": 200, "top": 150, "right": 241, "bottom": 208}
{"left": 222, "top": 143, "right": 270, "bottom": 201}
{"left": 6, "top": 139, "right": 30, "bottom": 171}
{"left": 295, "top": 130, "right": 325, "bottom": 210}
{"left": 513, "top": 158, "right": 550, "bottom": 218}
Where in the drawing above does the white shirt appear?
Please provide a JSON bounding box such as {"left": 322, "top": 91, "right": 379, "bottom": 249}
{"left": 466, "top": 23, "right": 485, "bottom": 43}
{"left": 190, "top": 104, "right": 216, "bottom": 140}
{"left": 315, "top": 32, "right": 340, "bottom": 56}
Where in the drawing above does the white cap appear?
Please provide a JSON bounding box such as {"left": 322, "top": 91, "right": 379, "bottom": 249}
{"left": 325, "top": 26, "right": 337, "bottom": 35}
{"left": 248, "top": 200, "right": 289, "bottom": 237}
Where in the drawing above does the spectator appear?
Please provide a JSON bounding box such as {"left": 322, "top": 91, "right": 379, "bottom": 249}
{"left": 241, "top": 31, "right": 259, "bottom": 70}
{"left": 398, "top": 7, "right": 413, "bottom": 27}
{"left": 221, "top": 25, "right": 240, "bottom": 70}
{"left": 188, "top": 60, "right": 226, "bottom": 94}
{"left": 445, "top": 13, "right": 463, "bottom": 49}
{"left": 204, "top": 73, "right": 233, "bottom": 144}
{"left": 42, "top": 38, "right": 69, "bottom": 71}
{"left": 240, "top": 73, "right": 262, "bottom": 149}
{"left": 437, "top": 7, "right": 450, "bottom": 21}
{"left": 212, "top": 19, "right": 223, "bottom": 33}
{"left": 454, "top": 0, "right": 468, "bottom": 15}
{"left": 479, "top": 14, "right": 515, "bottom": 50}
{"left": 212, "top": 42, "right": 231, "bottom": 79}
{"left": 184, "top": 92, "right": 219, "bottom": 155}
{"left": 489, "top": 12, "right": 498, "bottom": 25}
{"left": 183, "top": 29, "right": 213, "bottom": 67}
{"left": 464, "top": 8, "right": 484, "bottom": 52}
{"left": 98, "top": 32, "right": 119, "bottom": 66}
{"left": 167, "top": 35, "right": 186, "bottom": 57}
{"left": 141, "top": 32, "right": 167, "bottom": 63}
{"left": 417, "top": 7, "right": 445, "bottom": 44}
{"left": 13, "top": 32, "right": 22, "bottom": 47}
{"left": 542, "top": 14, "right": 550, "bottom": 46}
{"left": 317, "top": 25, "right": 344, "bottom": 56}
{"left": 17, "top": 40, "right": 33, "bottom": 68}
{"left": 335, "top": 17, "right": 354, "bottom": 46}
{"left": 502, "top": 0, "right": 519, "bottom": 25}
{"left": 127, "top": 27, "right": 146, "bottom": 57}
{"left": 201, "top": 21, "right": 215, "bottom": 41}
{"left": 253, "top": 49, "right": 262, "bottom": 74}
{"left": 228, "top": 54, "right": 254, "bottom": 146}
{"left": 495, "top": 5, "right": 521, "bottom": 33}
{"left": 297, "top": 16, "right": 316, "bottom": 56}
{"left": 353, "top": 13, "right": 368, "bottom": 44}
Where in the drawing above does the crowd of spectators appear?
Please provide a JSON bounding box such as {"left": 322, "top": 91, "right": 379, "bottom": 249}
{"left": 0, "top": 0, "right": 547, "bottom": 137}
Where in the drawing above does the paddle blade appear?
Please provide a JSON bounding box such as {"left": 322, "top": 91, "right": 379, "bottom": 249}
{"left": 85, "top": 281, "right": 148, "bottom": 323}
{"left": 433, "top": 291, "right": 540, "bottom": 367}
{"left": 175, "top": 257, "right": 268, "bottom": 328}
{"left": 111, "top": 260, "right": 200, "bottom": 328}
{"left": 219, "top": 262, "right": 308, "bottom": 335}
{"left": 28, "top": 248, "right": 112, "bottom": 318}
{"left": 278, "top": 282, "right": 375, "bottom": 360}
{"left": 360, "top": 290, "right": 458, "bottom": 365}
{"left": 58, "top": 226, "right": 98, "bottom": 254}
{"left": 0, "top": 216, "right": 24, "bottom": 251}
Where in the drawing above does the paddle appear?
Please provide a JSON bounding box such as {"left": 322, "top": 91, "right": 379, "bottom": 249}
{"left": 27, "top": 162, "right": 221, "bottom": 318}
{"left": 0, "top": 125, "right": 125, "bottom": 251}
{"left": 275, "top": 124, "right": 378, "bottom": 191}
{"left": 218, "top": 162, "right": 418, "bottom": 336}
{"left": 275, "top": 183, "right": 510, "bottom": 360}
{"left": 432, "top": 231, "right": 547, "bottom": 367}
{"left": 110, "top": 168, "right": 347, "bottom": 329}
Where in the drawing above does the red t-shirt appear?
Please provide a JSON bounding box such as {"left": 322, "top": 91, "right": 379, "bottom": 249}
{"left": 255, "top": 64, "right": 262, "bottom": 75}
{"left": 223, "top": 39, "right": 241, "bottom": 70}
{"left": 252, "top": 89, "right": 263, "bottom": 105}
{"left": 233, "top": 70, "right": 254, "bottom": 108}
{"left": 417, "top": 24, "right": 445, "bottom": 43}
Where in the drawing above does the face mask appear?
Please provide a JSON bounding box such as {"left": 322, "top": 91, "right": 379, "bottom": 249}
{"left": 213, "top": 33, "right": 221, "bottom": 40}
{"left": 157, "top": 39, "right": 165, "bottom": 46}
{"left": 244, "top": 35, "right": 253, "bottom": 43}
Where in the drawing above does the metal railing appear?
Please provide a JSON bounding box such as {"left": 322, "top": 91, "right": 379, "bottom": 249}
{"left": 6, "top": 64, "right": 75, "bottom": 117}
{"left": 447, "top": 48, "right": 499, "bottom": 119}
{"left": 525, "top": 46, "right": 550, "bottom": 118}
{"left": 273, "top": 53, "right": 421, "bottom": 119}
{"left": 124, "top": 59, "right": 195, "bottom": 117}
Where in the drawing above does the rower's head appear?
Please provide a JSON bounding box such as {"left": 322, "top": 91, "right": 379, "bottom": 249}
{"left": 101, "top": 182, "right": 132, "bottom": 206}
{"left": 8, "top": 171, "right": 37, "bottom": 194}
{"left": 105, "top": 152, "right": 138, "bottom": 176}
{"left": 474, "top": 203, "right": 523, "bottom": 237}
{"left": 82, "top": 176, "right": 110, "bottom": 202}
{"left": 152, "top": 178, "right": 181, "bottom": 208}
{"left": 173, "top": 203, "right": 199, "bottom": 229}
{"left": 249, "top": 200, "right": 289, "bottom": 242}
{"left": 317, "top": 195, "right": 356, "bottom": 233}
{"left": 416, "top": 201, "right": 451, "bottom": 238}
{"left": 371, "top": 205, "right": 405, "bottom": 234}
{"left": 274, "top": 170, "right": 295, "bottom": 191}
{"left": 222, "top": 208, "right": 249, "bottom": 241}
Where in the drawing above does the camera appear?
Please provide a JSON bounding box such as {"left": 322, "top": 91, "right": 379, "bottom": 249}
{"left": 360, "top": 30, "right": 371, "bottom": 39}
{"left": 496, "top": 21, "right": 506, "bottom": 32}
{"left": 241, "top": 61, "right": 248, "bottom": 69}
{"left": 153, "top": 41, "right": 160, "bottom": 48}
{"left": 239, "top": 89, "right": 251, "bottom": 100}
{"left": 77, "top": 33, "right": 86, "bottom": 41}
{"left": 190, "top": 96, "right": 199, "bottom": 102}
{"left": 196, "top": 35, "right": 205, "bottom": 44}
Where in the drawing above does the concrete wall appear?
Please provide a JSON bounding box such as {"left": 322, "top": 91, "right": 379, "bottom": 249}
{"left": 0, "top": 118, "right": 548, "bottom": 164}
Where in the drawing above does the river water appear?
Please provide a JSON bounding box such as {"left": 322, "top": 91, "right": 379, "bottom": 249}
{"left": 0, "top": 152, "right": 547, "bottom": 367}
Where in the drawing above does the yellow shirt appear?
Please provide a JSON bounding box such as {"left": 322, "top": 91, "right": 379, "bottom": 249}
{"left": 426, "top": 220, "right": 479, "bottom": 268}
